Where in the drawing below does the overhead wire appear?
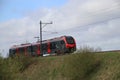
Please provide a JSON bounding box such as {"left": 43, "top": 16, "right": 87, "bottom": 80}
{"left": 79, "top": 3, "right": 120, "bottom": 19}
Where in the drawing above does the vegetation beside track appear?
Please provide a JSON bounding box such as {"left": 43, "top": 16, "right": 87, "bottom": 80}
{"left": 0, "top": 50, "right": 120, "bottom": 80}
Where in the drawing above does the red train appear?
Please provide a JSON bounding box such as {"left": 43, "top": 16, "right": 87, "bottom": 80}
{"left": 9, "top": 36, "right": 76, "bottom": 57}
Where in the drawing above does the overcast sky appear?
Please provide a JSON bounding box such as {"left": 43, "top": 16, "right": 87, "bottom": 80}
{"left": 0, "top": 0, "right": 120, "bottom": 57}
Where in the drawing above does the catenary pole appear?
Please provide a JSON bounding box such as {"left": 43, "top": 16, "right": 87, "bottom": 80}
{"left": 39, "top": 20, "right": 52, "bottom": 56}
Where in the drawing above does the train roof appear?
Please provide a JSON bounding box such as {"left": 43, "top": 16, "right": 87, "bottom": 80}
{"left": 48, "top": 35, "right": 73, "bottom": 42}
{"left": 10, "top": 36, "right": 74, "bottom": 49}
{"left": 10, "top": 43, "right": 31, "bottom": 49}
{"left": 37, "top": 35, "right": 72, "bottom": 42}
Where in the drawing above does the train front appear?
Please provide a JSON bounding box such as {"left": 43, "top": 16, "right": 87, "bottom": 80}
{"left": 64, "top": 36, "right": 76, "bottom": 53}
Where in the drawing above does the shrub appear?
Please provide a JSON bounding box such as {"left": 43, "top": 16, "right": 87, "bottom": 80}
{"left": 0, "top": 55, "right": 33, "bottom": 80}
{"left": 75, "top": 45, "right": 102, "bottom": 53}
{"left": 11, "top": 56, "right": 33, "bottom": 72}
{"left": 0, "top": 56, "right": 13, "bottom": 80}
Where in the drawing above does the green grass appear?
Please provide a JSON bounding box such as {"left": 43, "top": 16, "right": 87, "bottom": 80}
{"left": 0, "top": 51, "right": 120, "bottom": 80}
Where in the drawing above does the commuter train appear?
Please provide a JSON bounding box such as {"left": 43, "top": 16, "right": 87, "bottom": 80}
{"left": 9, "top": 36, "right": 76, "bottom": 57}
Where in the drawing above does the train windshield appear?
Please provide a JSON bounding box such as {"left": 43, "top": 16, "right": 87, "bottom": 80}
{"left": 66, "top": 37, "right": 75, "bottom": 44}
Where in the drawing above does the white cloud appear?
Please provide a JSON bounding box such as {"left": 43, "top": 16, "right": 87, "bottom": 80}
{"left": 0, "top": 0, "right": 120, "bottom": 57}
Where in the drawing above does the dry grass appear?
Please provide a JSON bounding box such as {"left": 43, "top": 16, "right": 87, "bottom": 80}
{"left": 0, "top": 50, "right": 120, "bottom": 80}
{"left": 91, "top": 52, "right": 120, "bottom": 80}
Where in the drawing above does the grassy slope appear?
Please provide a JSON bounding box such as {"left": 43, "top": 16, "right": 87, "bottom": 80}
{"left": 1, "top": 52, "right": 120, "bottom": 80}
{"left": 91, "top": 52, "right": 120, "bottom": 80}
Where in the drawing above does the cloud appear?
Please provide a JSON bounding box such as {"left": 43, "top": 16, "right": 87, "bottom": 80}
{"left": 24, "top": 0, "right": 120, "bottom": 31}
{"left": 0, "top": 0, "right": 120, "bottom": 57}
{"left": 85, "top": 19, "right": 120, "bottom": 40}
{"left": 73, "top": 18, "right": 120, "bottom": 50}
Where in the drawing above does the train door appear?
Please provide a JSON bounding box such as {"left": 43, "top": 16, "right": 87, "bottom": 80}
{"left": 31, "top": 44, "right": 40, "bottom": 56}
{"left": 50, "top": 42, "right": 56, "bottom": 54}
{"left": 42, "top": 43, "right": 48, "bottom": 54}
{"left": 26, "top": 45, "right": 32, "bottom": 56}
{"left": 18, "top": 47, "right": 25, "bottom": 55}
{"left": 60, "top": 40, "right": 66, "bottom": 53}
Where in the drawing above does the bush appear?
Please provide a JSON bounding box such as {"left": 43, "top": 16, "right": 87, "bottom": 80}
{"left": 11, "top": 56, "right": 33, "bottom": 72}
{"left": 0, "top": 56, "right": 13, "bottom": 80}
{"left": 75, "top": 45, "right": 102, "bottom": 53}
{"left": 0, "top": 55, "right": 33, "bottom": 80}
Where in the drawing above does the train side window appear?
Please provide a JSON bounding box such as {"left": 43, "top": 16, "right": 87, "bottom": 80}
{"left": 19, "top": 47, "right": 25, "bottom": 54}
{"left": 10, "top": 49, "right": 16, "bottom": 54}
{"left": 61, "top": 40, "right": 65, "bottom": 44}
{"left": 42, "top": 43, "right": 47, "bottom": 51}
{"left": 50, "top": 42, "right": 56, "bottom": 49}
{"left": 27, "top": 46, "right": 32, "bottom": 52}
{"left": 55, "top": 41, "right": 60, "bottom": 48}
{"left": 32, "top": 45, "right": 38, "bottom": 52}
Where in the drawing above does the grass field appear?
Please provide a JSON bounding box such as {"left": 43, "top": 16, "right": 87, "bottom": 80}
{"left": 0, "top": 51, "right": 120, "bottom": 80}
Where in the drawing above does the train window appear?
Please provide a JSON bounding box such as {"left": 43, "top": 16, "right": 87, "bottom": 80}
{"left": 10, "top": 49, "right": 16, "bottom": 54}
{"left": 27, "top": 46, "right": 32, "bottom": 52}
{"left": 55, "top": 41, "right": 61, "bottom": 49}
{"left": 9, "top": 49, "right": 16, "bottom": 57}
{"left": 50, "top": 42, "right": 56, "bottom": 49}
{"left": 60, "top": 40, "right": 65, "bottom": 48}
{"left": 66, "top": 37, "right": 74, "bottom": 44}
{"left": 19, "top": 47, "right": 25, "bottom": 53}
{"left": 32, "top": 45, "right": 38, "bottom": 52}
{"left": 60, "top": 40, "right": 65, "bottom": 44}
{"left": 42, "top": 43, "right": 47, "bottom": 51}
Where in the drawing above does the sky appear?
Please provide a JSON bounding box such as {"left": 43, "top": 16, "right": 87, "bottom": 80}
{"left": 0, "top": 0, "right": 120, "bottom": 57}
